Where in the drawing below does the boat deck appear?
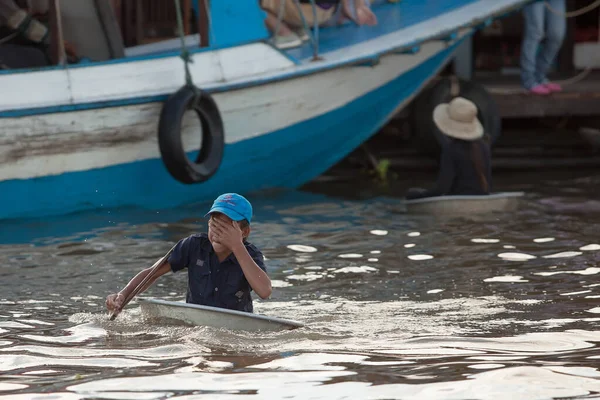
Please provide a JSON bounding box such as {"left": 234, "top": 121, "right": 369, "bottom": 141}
{"left": 284, "top": 0, "right": 477, "bottom": 61}
{"left": 283, "top": 0, "right": 530, "bottom": 65}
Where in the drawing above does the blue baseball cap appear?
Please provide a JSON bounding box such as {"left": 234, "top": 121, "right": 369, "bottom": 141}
{"left": 204, "top": 193, "right": 253, "bottom": 223}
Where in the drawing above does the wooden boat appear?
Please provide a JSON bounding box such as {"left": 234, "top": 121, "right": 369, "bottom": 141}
{"left": 0, "top": 0, "right": 533, "bottom": 220}
{"left": 139, "top": 298, "right": 304, "bottom": 332}
{"left": 404, "top": 192, "right": 525, "bottom": 215}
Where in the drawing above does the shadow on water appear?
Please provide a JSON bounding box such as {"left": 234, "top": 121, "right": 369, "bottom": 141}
{"left": 0, "top": 189, "right": 339, "bottom": 246}
{"left": 0, "top": 170, "right": 599, "bottom": 399}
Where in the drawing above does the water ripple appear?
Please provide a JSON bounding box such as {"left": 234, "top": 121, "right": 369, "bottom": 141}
{"left": 1, "top": 176, "right": 600, "bottom": 399}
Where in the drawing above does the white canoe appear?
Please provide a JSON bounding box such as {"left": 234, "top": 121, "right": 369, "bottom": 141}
{"left": 139, "top": 298, "right": 304, "bottom": 332}
{"left": 404, "top": 192, "right": 525, "bottom": 215}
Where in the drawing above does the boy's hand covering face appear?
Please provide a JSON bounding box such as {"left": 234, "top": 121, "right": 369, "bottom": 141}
{"left": 209, "top": 216, "right": 244, "bottom": 251}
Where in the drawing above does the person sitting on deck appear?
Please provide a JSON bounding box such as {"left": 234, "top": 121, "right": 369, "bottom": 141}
{"left": 0, "top": 0, "right": 48, "bottom": 45}
{"left": 105, "top": 193, "right": 272, "bottom": 316}
{"left": 405, "top": 97, "right": 492, "bottom": 200}
{"left": 0, "top": 0, "right": 49, "bottom": 68}
{"left": 0, "top": 0, "right": 76, "bottom": 69}
{"left": 324, "top": 0, "right": 377, "bottom": 27}
{"left": 261, "top": 0, "right": 377, "bottom": 49}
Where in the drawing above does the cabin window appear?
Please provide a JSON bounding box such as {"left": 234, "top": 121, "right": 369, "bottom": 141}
{"left": 0, "top": 0, "right": 209, "bottom": 72}
{"left": 118, "top": 0, "right": 208, "bottom": 48}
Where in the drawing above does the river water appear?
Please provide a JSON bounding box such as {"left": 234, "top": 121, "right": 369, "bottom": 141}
{"left": 0, "top": 171, "right": 599, "bottom": 400}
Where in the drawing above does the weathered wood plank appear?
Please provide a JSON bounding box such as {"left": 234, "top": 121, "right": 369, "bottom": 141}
{"left": 482, "top": 72, "right": 600, "bottom": 118}
{"left": 492, "top": 91, "right": 600, "bottom": 118}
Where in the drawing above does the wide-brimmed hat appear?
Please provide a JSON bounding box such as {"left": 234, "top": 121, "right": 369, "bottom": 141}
{"left": 433, "top": 97, "right": 484, "bottom": 141}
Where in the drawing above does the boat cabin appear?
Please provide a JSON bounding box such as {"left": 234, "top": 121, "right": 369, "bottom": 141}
{"left": 0, "top": 0, "right": 269, "bottom": 69}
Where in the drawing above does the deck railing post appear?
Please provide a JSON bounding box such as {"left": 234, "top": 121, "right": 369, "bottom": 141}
{"left": 291, "top": 0, "right": 321, "bottom": 60}
{"left": 307, "top": 0, "right": 320, "bottom": 60}
{"left": 48, "top": 0, "right": 66, "bottom": 65}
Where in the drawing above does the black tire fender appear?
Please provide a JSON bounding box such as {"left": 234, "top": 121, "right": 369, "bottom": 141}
{"left": 412, "top": 78, "right": 501, "bottom": 156}
{"left": 158, "top": 85, "right": 225, "bottom": 184}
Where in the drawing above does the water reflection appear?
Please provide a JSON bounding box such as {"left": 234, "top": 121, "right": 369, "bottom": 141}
{"left": 581, "top": 244, "right": 600, "bottom": 251}
{"left": 13, "top": 329, "right": 600, "bottom": 400}
{"left": 497, "top": 252, "right": 536, "bottom": 261}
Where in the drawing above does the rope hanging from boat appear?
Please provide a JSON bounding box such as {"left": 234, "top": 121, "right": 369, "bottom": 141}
{"left": 158, "top": 0, "right": 226, "bottom": 185}
{"left": 544, "top": 0, "right": 600, "bottom": 18}
{"left": 174, "top": 0, "right": 195, "bottom": 89}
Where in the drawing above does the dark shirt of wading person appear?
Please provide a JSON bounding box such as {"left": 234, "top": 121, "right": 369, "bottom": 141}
{"left": 406, "top": 97, "right": 492, "bottom": 200}
{"left": 105, "top": 193, "right": 272, "bottom": 315}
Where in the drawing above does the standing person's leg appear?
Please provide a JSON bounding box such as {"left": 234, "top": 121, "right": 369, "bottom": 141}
{"left": 520, "top": 1, "right": 549, "bottom": 94}
{"left": 537, "top": 0, "right": 567, "bottom": 92}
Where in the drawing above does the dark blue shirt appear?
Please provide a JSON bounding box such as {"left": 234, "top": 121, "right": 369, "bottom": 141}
{"left": 168, "top": 233, "right": 266, "bottom": 313}
{"left": 407, "top": 137, "right": 492, "bottom": 200}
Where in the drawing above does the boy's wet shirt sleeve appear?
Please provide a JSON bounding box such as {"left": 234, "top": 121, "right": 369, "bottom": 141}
{"left": 168, "top": 236, "right": 194, "bottom": 272}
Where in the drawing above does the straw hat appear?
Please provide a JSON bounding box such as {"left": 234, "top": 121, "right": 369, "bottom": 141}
{"left": 433, "top": 97, "right": 484, "bottom": 141}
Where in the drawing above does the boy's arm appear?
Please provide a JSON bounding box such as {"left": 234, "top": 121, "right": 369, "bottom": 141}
{"left": 105, "top": 262, "right": 171, "bottom": 314}
{"left": 232, "top": 244, "right": 272, "bottom": 299}
{"left": 106, "top": 236, "right": 192, "bottom": 315}
{"left": 122, "top": 262, "right": 172, "bottom": 299}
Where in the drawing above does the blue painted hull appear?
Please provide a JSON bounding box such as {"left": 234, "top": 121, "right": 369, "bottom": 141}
{"left": 0, "top": 41, "right": 461, "bottom": 221}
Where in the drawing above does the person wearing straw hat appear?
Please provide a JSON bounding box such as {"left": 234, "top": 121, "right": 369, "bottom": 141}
{"left": 406, "top": 97, "right": 492, "bottom": 200}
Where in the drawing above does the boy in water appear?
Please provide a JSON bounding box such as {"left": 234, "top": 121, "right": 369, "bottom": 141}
{"left": 105, "top": 193, "right": 272, "bottom": 315}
